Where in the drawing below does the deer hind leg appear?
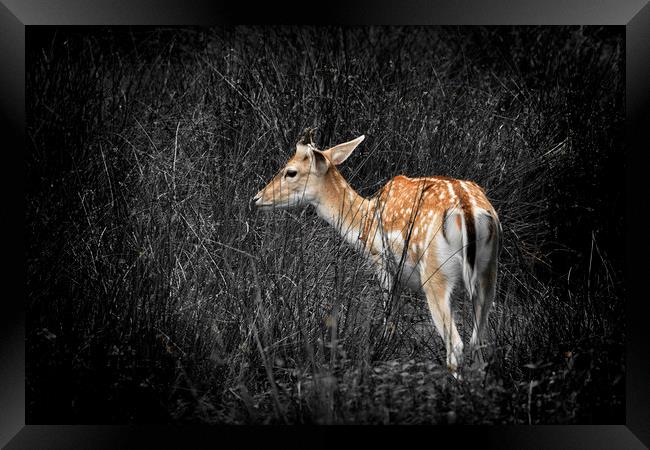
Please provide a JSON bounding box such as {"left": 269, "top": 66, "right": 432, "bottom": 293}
{"left": 469, "top": 262, "right": 496, "bottom": 363}
{"left": 469, "top": 214, "right": 500, "bottom": 362}
{"left": 421, "top": 270, "right": 463, "bottom": 374}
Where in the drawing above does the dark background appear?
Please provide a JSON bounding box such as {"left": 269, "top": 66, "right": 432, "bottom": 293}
{"left": 25, "top": 26, "right": 625, "bottom": 425}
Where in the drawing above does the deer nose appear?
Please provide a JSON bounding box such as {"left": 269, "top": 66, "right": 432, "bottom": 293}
{"left": 251, "top": 194, "right": 261, "bottom": 205}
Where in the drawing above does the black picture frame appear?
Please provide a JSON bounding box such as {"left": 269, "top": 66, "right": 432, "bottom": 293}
{"left": 3, "top": 0, "right": 649, "bottom": 448}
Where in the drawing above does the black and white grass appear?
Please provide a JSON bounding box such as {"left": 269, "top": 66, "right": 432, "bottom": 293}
{"left": 27, "top": 26, "right": 625, "bottom": 424}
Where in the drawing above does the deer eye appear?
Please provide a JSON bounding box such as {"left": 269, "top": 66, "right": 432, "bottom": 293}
{"left": 285, "top": 169, "right": 298, "bottom": 178}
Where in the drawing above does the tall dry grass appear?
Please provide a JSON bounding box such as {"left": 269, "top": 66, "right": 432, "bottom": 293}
{"left": 26, "top": 26, "right": 624, "bottom": 424}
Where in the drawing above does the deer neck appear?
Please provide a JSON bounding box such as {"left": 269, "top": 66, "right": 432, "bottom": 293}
{"left": 313, "top": 168, "right": 375, "bottom": 248}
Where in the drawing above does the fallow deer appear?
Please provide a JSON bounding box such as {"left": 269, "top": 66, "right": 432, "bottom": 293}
{"left": 252, "top": 129, "right": 501, "bottom": 374}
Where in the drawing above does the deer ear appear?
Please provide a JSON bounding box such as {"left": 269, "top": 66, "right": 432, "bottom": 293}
{"left": 323, "top": 135, "right": 365, "bottom": 165}
{"left": 312, "top": 149, "right": 329, "bottom": 174}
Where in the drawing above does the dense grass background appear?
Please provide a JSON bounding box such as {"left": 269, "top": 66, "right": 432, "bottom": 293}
{"left": 26, "top": 26, "right": 625, "bottom": 424}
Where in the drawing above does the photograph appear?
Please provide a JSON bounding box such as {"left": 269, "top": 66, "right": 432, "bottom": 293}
{"left": 26, "top": 25, "right": 625, "bottom": 425}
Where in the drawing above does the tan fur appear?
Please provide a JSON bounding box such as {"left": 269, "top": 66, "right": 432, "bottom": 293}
{"left": 254, "top": 135, "right": 500, "bottom": 374}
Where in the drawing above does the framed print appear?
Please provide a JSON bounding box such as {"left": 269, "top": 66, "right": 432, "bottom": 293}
{"left": 3, "top": 0, "right": 649, "bottom": 447}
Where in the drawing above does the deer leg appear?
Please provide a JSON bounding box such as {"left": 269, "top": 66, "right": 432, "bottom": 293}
{"left": 421, "top": 272, "right": 463, "bottom": 375}
{"left": 371, "top": 255, "right": 395, "bottom": 335}
{"left": 470, "top": 261, "right": 497, "bottom": 363}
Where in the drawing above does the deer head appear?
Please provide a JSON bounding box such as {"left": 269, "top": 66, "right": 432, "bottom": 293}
{"left": 252, "top": 129, "right": 365, "bottom": 211}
